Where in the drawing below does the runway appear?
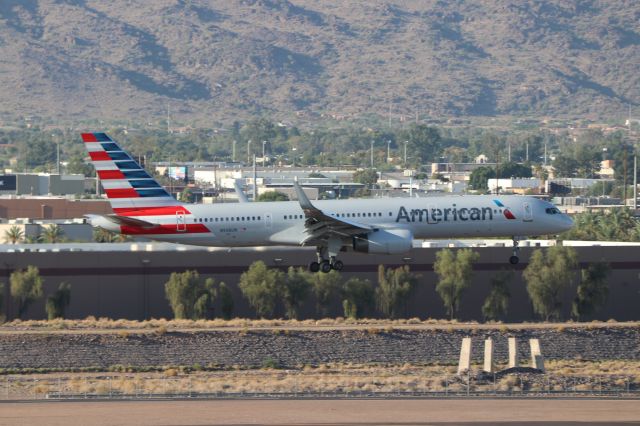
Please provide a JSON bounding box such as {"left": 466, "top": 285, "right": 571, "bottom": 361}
{"left": 1, "top": 398, "right": 639, "bottom": 426}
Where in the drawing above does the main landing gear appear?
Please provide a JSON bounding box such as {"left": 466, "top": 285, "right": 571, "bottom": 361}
{"left": 509, "top": 237, "right": 521, "bottom": 265}
{"left": 309, "top": 242, "right": 344, "bottom": 273}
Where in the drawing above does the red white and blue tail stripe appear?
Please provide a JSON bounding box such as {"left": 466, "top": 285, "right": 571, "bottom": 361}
{"left": 82, "top": 132, "right": 184, "bottom": 216}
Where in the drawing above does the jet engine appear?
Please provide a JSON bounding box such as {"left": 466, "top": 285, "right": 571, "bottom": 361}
{"left": 352, "top": 229, "right": 413, "bottom": 254}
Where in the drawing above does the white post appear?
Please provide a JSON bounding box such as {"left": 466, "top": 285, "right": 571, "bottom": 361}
{"left": 508, "top": 337, "right": 519, "bottom": 369}
{"left": 457, "top": 337, "right": 472, "bottom": 375}
{"left": 529, "top": 339, "right": 545, "bottom": 372}
{"left": 483, "top": 338, "right": 494, "bottom": 373}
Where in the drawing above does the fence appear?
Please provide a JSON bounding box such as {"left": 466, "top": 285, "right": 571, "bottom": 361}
{"left": 2, "top": 372, "right": 638, "bottom": 401}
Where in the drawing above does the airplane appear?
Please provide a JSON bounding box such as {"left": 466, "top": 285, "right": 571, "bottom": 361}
{"left": 82, "top": 132, "right": 573, "bottom": 272}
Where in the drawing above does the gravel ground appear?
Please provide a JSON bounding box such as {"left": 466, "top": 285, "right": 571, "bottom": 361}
{"left": 0, "top": 326, "right": 639, "bottom": 370}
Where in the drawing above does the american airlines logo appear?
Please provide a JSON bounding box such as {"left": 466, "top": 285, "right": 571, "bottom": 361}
{"left": 395, "top": 199, "right": 516, "bottom": 223}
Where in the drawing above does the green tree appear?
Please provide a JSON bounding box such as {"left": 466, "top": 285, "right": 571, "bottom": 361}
{"left": 352, "top": 169, "right": 379, "bottom": 186}
{"left": 10, "top": 266, "right": 43, "bottom": 318}
{"left": 3, "top": 225, "right": 24, "bottom": 244}
{"left": 433, "top": 248, "right": 480, "bottom": 320}
{"left": 552, "top": 154, "right": 579, "bottom": 178}
{"left": 499, "top": 161, "right": 533, "bottom": 179}
{"left": 468, "top": 166, "right": 495, "bottom": 191}
{"left": 311, "top": 269, "right": 342, "bottom": 317}
{"left": 45, "top": 282, "right": 71, "bottom": 320}
{"left": 41, "top": 224, "right": 65, "bottom": 243}
{"left": 523, "top": 246, "right": 578, "bottom": 321}
{"left": 66, "top": 155, "right": 94, "bottom": 176}
{"left": 256, "top": 191, "right": 290, "bottom": 202}
{"left": 375, "top": 265, "right": 419, "bottom": 319}
{"left": 481, "top": 270, "right": 512, "bottom": 321}
{"left": 572, "top": 262, "right": 610, "bottom": 321}
{"left": 179, "top": 187, "right": 195, "bottom": 203}
{"left": 341, "top": 277, "right": 373, "bottom": 319}
{"left": 164, "top": 270, "right": 217, "bottom": 320}
{"left": 282, "top": 267, "right": 312, "bottom": 319}
{"left": 219, "top": 282, "right": 234, "bottom": 320}
{"left": 400, "top": 124, "right": 441, "bottom": 164}
{"left": 238, "top": 261, "right": 284, "bottom": 318}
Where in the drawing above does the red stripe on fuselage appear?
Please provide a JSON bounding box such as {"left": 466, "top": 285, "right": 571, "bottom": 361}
{"left": 89, "top": 151, "right": 111, "bottom": 161}
{"left": 121, "top": 223, "right": 209, "bottom": 235}
{"left": 104, "top": 188, "right": 139, "bottom": 198}
{"left": 97, "top": 170, "right": 126, "bottom": 180}
{"left": 82, "top": 133, "right": 98, "bottom": 142}
{"left": 113, "top": 206, "right": 191, "bottom": 216}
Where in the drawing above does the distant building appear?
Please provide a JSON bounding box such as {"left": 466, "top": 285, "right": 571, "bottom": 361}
{"left": 598, "top": 160, "right": 615, "bottom": 179}
{"left": 0, "top": 173, "right": 85, "bottom": 196}
{"left": 488, "top": 178, "right": 542, "bottom": 194}
{"left": 0, "top": 219, "right": 93, "bottom": 242}
{"left": 0, "top": 197, "right": 111, "bottom": 220}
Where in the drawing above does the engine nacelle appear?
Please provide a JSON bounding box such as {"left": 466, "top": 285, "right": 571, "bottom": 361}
{"left": 352, "top": 229, "right": 413, "bottom": 254}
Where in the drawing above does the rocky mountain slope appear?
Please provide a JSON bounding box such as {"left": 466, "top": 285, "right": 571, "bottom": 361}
{"left": 0, "top": 0, "right": 638, "bottom": 124}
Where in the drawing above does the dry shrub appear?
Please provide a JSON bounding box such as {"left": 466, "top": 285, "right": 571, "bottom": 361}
{"left": 164, "top": 368, "right": 178, "bottom": 377}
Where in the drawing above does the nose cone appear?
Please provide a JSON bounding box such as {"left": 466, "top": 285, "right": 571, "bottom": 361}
{"left": 558, "top": 213, "right": 574, "bottom": 232}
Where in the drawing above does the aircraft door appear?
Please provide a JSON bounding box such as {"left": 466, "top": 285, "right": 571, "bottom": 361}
{"left": 523, "top": 202, "right": 533, "bottom": 222}
{"left": 264, "top": 213, "right": 272, "bottom": 230}
{"left": 176, "top": 209, "right": 187, "bottom": 231}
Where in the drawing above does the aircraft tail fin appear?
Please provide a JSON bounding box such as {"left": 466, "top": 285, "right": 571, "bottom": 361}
{"left": 81, "top": 132, "right": 184, "bottom": 215}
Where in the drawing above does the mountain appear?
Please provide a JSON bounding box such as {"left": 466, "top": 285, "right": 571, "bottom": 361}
{"left": 0, "top": 0, "right": 638, "bottom": 125}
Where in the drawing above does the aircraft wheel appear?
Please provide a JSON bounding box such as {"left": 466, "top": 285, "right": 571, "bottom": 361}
{"left": 320, "top": 260, "right": 332, "bottom": 273}
{"left": 332, "top": 260, "right": 344, "bottom": 271}
{"left": 509, "top": 255, "right": 519, "bottom": 265}
{"left": 309, "top": 262, "right": 320, "bottom": 273}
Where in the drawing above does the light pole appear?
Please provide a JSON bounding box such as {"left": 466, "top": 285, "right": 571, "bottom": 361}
{"left": 247, "top": 140, "right": 252, "bottom": 164}
{"left": 232, "top": 140, "right": 236, "bottom": 162}
{"left": 387, "top": 140, "right": 391, "bottom": 164}
{"left": 602, "top": 148, "right": 608, "bottom": 199}
{"left": 404, "top": 140, "right": 408, "bottom": 167}
{"left": 262, "top": 140, "right": 267, "bottom": 165}
{"left": 370, "top": 140, "right": 375, "bottom": 168}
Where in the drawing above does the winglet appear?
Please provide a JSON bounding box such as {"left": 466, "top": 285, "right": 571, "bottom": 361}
{"left": 234, "top": 180, "right": 249, "bottom": 203}
{"left": 293, "top": 180, "right": 314, "bottom": 210}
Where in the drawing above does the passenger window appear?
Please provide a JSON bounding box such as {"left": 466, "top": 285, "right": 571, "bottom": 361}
{"left": 257, "top": 216, "right": 261, "bottom": 220}
{"left": 284, "top": 215, "right": 287, "bottom": 220}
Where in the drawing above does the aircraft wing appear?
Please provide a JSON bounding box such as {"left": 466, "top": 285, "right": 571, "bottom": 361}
{"left": 293, "top": 181, "right": 373, "bottom": 245}
{"left": 234, "top": 181, "right": 250, "bottom": 203}
{"left": 86, "top": 214, "right": 159, "bottom": 229}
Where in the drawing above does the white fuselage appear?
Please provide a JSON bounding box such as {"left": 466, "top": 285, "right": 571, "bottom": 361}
{"left": 98, "top": 195, "right": 573, "bottom": 247}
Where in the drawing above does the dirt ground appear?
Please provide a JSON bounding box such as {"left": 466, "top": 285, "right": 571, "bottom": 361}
{"left": 1, "top": 399, "right": 639, "bottom": 426}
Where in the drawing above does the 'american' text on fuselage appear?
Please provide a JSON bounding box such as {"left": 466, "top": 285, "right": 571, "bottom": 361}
{"left": 395, "top": 205, "right": 494, "bottom": 223}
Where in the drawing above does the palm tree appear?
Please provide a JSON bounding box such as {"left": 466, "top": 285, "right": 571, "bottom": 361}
{"left": 3, "top": 225, "right": 24, "bottom": 244}
{"left": 41, "top": 224, "right": 65, "bottom": 243}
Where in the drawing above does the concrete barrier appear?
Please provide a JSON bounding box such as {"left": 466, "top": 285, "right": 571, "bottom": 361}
{"left": 508, "top": 337, "right": 519, "bottom": 368}
{"left": 483, "top": 338, "right": 494, "bottom": 373}
{"left": 457, "top": 337, "right": 472, "bottom": 374}
{"left": 529, "top": 338, "right": 545, "bottom": 372}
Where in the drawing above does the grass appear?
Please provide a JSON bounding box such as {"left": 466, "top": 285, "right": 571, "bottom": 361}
{"left": 2, "top": 360, "right": 638, "bottom": 398}
{"left": 2, "top": 317, "right": 639, "bottom": 332}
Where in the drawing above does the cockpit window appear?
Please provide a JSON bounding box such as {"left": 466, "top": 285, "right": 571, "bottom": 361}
{"left": 545, "top": 207, "right": 561, "bottom": 214}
